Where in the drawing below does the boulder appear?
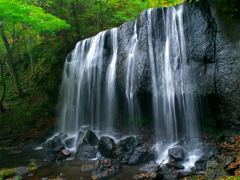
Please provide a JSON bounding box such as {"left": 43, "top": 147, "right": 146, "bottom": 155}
{"left": 82, "top": 130, "right": 99, "bottom": 146}
{"left": 57, "top": 132, "right": 68, "bottom": 141}
{"left": 193, "top": 155, "right": 208, "bottom": 171}
{"left": 64, "top": 137, "right": 75, "bottom": 148}
{"left": 133, "top": 172, "right": 163, "bottom": 180}
{"left": 75, "top": 143, "right": 97, "bottom": 161}
{"left": 55, "top": 149, "right": 71, "bottom": 161}
{"left": 92, "top": 158, "right": 122, "bottom": 179}
{"left": 206, "top": 161, "right": 228, "bottom": 180}
{"left": 98, "top": 136, "right": 117, "bottom": 159}
{"left": 128, "top": 144, "right": 148, "bottom": 165}
{"left": 42, "top": 136, "right": 65, "bottom": 154}
{"left": 139, "top": 161, "right": 162, "bottom": 173}
{"left": 118, "top": 136, "right": 148, "bottom": 165}
{"left": 168, "top": 147, "right": 185, "bottom": 162}
{"left": 81, "top": 164, "right": 95, "bottom": 172}
{"left": 166, "top": 162, "right": 185, "bottom": 169}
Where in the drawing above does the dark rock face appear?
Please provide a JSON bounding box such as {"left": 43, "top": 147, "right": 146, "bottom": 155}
{"left": 82, "top": 130, "right": 99, "bottom": 146}
{"left": 58, "top": 132, "right": 68, "bottom": 141}
{"left": 133, "top": 172, "right": 163, "bottom": 180}
{"left": 194, "top": 155, "right": 209, "bottom": 171}
{"left": 92, "top": 158, "right": 122, "bottom": 179}
{"left": 64, "top": 137, "right": 75, "bottom": 148}
{"left": 98, "top": 136, "right": 117, "bottom": 159}
{"left": 206, "top": 161, "right": 228, "bottom": 179}
{"left": 76, "top": 143, "right": 97, "bottom": 161}
{"left": 118, "top": 136, "right": 148, "bottom": 165}
{"left": 166, "top": 162, "right": 185, "bottom": 169}
{"left": 42, "top": 136, "right": 65, "bottom": 154}
{"left": 116, "top": 0, "right": 240, "bottom": 129}
{"left": 139, "top": 161, "right": 162, "bottom": 173}
{"left": 56, "top": 149, "right": 71, "bottom": 161}
{"left": 168, "top": 147, "right": 185, "bottom": 162}
{"left": 81, "top": 164, "right": 95, "bottom": 172}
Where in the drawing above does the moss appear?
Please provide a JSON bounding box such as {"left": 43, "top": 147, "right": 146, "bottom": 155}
{"left": 28, "top": 163, "right": 36, "bottom": 168}
{"left": 0, "top": 169, "right": 16, "bottom": 180}
{"left": 218, "top": 176, "right": 240, "bottom": 180}
{"left": 214, "top": 130, "right": 231, "bottom": 142}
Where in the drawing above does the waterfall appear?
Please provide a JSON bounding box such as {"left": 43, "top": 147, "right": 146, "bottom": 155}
{"left": 57, "top": 4, "right": 200, "bottom": 161}
{"left": 58, "top": 28, "right": 118, "bottom": 136}
{"left": 147, "top": 5, "right": 199, "bottom": 162}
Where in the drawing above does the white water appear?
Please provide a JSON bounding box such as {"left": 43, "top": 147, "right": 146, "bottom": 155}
{"left": 57, "top": 4, "right": 201, "bottom": 165}
{"left": 147, "top": 5, "right": 200, "bottom": 163}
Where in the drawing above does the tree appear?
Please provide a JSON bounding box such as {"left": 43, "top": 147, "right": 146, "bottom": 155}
{"left": 0, "top": 0, "right": 70, "bottom": 97}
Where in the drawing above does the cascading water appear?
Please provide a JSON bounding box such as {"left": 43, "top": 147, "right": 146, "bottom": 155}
{"left": 57, "top": 3, "right": 201, "bottom": 164}
{"left": 147, "top": 5, "right": 200, "bottom": 163}
{"left": 58, "top": 28, "right": 118, "bottom": 136}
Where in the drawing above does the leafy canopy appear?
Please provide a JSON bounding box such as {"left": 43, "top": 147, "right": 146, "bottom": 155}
{"left": 0, "top": 0, "right": 70, "bottom": 33}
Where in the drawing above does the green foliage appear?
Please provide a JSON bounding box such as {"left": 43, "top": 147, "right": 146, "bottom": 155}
{"left": 218, "top": 176, "right": 240, "bottom": 180}
{"left": 0, "top": 169, "right": 16, "bottom": 180}
{"left": 28, "top": 163, "right": 36, "bottom": 168}
{"left": 0, "top": 0, "right": 70, "bottom": 33}
{"left": 214, "top": 130, "right": 230, "bottom": 142}
{"left": 213, "top": 0, "right": 240, "bottom": 16}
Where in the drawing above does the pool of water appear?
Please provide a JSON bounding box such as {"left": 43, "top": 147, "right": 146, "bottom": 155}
{"left": 0, "top": 149, "right": 144, "bottom": 180}
{"left": 22, "top": 159, "right": 142, "bottom": 180}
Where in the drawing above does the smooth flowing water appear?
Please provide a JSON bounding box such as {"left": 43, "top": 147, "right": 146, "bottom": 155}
{"left": 147, "top": 6, "right": 200, "bottom": 162}
{"left": 57, "top": 4, "right": 200, "bottom": 163}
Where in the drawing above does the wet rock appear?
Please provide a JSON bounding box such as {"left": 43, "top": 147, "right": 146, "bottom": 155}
{"left": 219, "top": 156, "right": 236, "bottom": 169}
{"left": 56, "top": 149, "right": 71, "bottom": 161}
{"left": 139, "top": 161, "right": 162, "bottom": 173}
{"left": 164, "top": 171, "right": 178, "bottom": 180}
{"left": 166, "top": 162, "right": 185, "bottom": 169}
{"left": 177, "top": 171, "right": 206, "bottom": 178}
{"left": 8, "top": 150, "right": 22, "bottom": 154}
{"left": 28, "top": 173, "right": 34, "bottom": 176}
{"left": 22, "top": 131, "right": 54, "bottom": 150}
{"left": 225, "top": 162, "right": 239, "bottom": 173}
{"left": 193, "top": 155, "right": 208, "bottom": 171}
{"left": 41, "top": 178, "right": 49, "bottom": 180}
{"left": 82, "top": 130, "right": 99, "bottom": 146}
{"left": 13, "top": 166, "right": 30, "bottom": 176}
{"left": 42, "top": 136, "right": 65, "bottom": 154}
{"left": 118, "top": 136, "right": 148, "bottom": 165}
{"left": 0, "top": 139, "right": 15, "bottom": 146}
{"left": 92, "top": 158, "right": 122, "bottom": 179}
{"left": 64, "top": 137, "right": 75, "bottom": 148}
{"left": 227, "top": 137, "right": 237, "bottom": 144}
{"left": 98, "top": 136, "right": 117, "bottom": 159}
{"left": 206, "top": 161, "right": 228, "bottom": 180}
{"left": 57, "top": 132, "right": 68, "bottom": 141}
{"left": 133, "top": 172, "right": 163, "bottom": 180}
{"left": 76, "top": 143, "right": 97, "bottom": 161}
{"left": 168, "top": 147, "right": 185, "bottom": 162}
{"left": 81, "top": 164, "right": 95, "bottom": 172}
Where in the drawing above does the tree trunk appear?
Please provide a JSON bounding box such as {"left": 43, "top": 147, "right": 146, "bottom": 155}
{"left": 0, "top": 20, "right": 25, "bottom": 97}
{"left": 0, "top": 61, "right": 6, "bottom": 112}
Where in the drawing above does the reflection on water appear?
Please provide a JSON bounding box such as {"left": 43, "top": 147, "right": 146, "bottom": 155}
{"left": 0, "top": 149, "right": 143, "bottom": 180}
{"left": 22, "top": 159, "right": 142, "bottom": 180}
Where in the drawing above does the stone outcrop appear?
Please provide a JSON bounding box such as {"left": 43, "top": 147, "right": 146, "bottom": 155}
{"left": 115, "top": 0, "right": 240, "bottom": 129}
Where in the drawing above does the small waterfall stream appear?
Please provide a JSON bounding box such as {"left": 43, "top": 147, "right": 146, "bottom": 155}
{"left": 57, "top": 4, "right": 201, "bottom": 164}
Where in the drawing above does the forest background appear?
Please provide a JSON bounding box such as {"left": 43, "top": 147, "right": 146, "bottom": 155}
{"left": 0, "top": 0, "right": 238, "bottom": 144}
